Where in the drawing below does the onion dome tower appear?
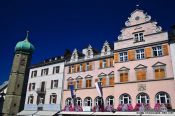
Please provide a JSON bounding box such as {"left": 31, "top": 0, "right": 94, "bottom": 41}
{"left": 2, "top": 31, "right": 34, "bottom": 116}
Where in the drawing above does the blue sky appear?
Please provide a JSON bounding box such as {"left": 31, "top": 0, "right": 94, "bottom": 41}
{"left": 0, "top": 0, "right": 175, "bottom": 84}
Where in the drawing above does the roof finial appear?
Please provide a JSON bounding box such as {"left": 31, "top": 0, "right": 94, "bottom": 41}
{"left": 25, "top": 30, "right": 29, "bottom": 41}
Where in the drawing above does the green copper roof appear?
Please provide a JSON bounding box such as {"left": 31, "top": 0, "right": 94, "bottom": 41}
{"left": 15, "top": 31, "right": 35, "bottom": 53}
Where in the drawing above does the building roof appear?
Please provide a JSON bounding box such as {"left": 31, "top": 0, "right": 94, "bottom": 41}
{"left": 0, "top": 81, "right": 8, "bottom": 91}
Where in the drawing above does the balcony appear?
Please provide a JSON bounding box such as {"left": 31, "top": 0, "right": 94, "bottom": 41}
{"left": 36, "top": 88, "right": 46, "bottom": 94}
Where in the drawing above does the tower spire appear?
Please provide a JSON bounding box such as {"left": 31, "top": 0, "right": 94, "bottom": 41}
{"left": 25, "top": 30, "right": 29, "bottom": 41}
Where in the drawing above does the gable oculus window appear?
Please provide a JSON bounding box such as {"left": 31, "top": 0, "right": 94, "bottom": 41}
{"left": 152, "top": 46, "right": 163, "bottom": 57}
{"left": 136, "top": 49, "right": 144, "bottom": 59}
{"left": 134, "top": 33, "right": 144, "bottom": 42}
{"left": 119, "top": 52, "right": 128, "bottom": 62}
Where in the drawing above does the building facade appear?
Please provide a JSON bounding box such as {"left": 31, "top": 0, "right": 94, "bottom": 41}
{"left": 61, "top": 9, "right": 175, "bottom": 115}
{"left": 18, "top": 57, "right": 65, "bottom": 115}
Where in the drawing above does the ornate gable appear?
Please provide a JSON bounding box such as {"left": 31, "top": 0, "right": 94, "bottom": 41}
{"left": 70, "top": 49, "right": 78, "bottom": 62}
{"left": 84, "top": 45, "right": 94, "bottom": 59}
{"left": 117, "top": 9, "right": 162, "bottom": 41}
{"left": 101, "top": 41, "right": 111, "bottom": 56}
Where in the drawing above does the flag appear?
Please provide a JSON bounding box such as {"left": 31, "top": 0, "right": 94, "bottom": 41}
{"left": 95, "top": 82, "right": 103, "bottom": 97}
{"left": 70, "top": 84, "right": 76, "bottom": 98}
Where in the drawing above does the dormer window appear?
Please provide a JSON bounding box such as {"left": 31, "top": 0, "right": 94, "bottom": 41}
{"left": 134, "top": 33, "right": 144, "bottom": 42}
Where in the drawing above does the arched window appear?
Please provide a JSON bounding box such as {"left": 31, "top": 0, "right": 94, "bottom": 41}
{"left": 84, "top": 97, "right": 92, "bottom": 106}
{"left": 156, "top": 92, "right": 170, "bottom": 104}
{"left": 65, "top": 98, "right": 72, "bottom": 106}
{"left": 119, "top": 93, "right": 131, "bottom": 104}
{"left": 76, "top": 97, "right": 82, "bottom": 106}
{"left": 136, "top": 93, "right": 149, "bottom": 104}
{"left": 106, "top": 96, "right": 114, "bottom": 106}
{"left": 95, "top": 96, "right": 103, "bottom": 106}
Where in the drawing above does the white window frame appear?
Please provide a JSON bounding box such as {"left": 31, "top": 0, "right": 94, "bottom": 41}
{"left": 106, "top": 96, "right": 114, "bottom": 106}
{"left": 119, "top": 52, "right": 128, "bottom": 62}
{"left": 66, "top": 98, "right": 72, "bottom": 106}
{"left": 31, "top": 70, "right": 37, "bottom": 77}
{"left": 41, "top": 68, "right": 49, "bottom": 76}
{"left": 156, "top": 92, "right": 170, "bottom": 104}
{"left": 76, "top": 97, "right": 82, "bottom": 106}
{"left": 28, "top": 96, "right": 34, "bottom": 104}
{"left": 152, "top": 46, "right": 163, "bottom": 57}
{"left": 136, "top": 49, "right": 145, "bottom": 59}
{"left": 84, "top": 97, "right": 92, "bottom": 106}
{"left": 53, "top": 80, "right": 58, "bottom": 88}
{"left": 137, "top": 93, "right": 149, "bottom": 104}
{"left": 119, "top": 94, "right": 131, "bottom": 104}
{"left": 134, "top": 33, "right": 144, "bottom": 42}
{"left": 31, "top": 83, "right": 35, "bottom": 90}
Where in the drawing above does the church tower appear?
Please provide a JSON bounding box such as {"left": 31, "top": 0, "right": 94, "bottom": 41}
{"left": 2, "top": 32, "right": 35, "bottom": 115}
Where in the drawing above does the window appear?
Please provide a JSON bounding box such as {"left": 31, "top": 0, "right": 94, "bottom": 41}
{"left": 86, "top": 79, "right": 92, "bottom": 88}
{"left": 109, "top": 75, "right": 114, "bottom": 86}
{"left": 84, "top": 97, "right": 92, "bottom": 106}
{"left": 119, "top": 52, "right": 128, "bottom": 62}
{"left": 29, "top": 83, "right": 35, "bottom": 91}
{"left": 120, "top": 72, "right": 128, "bottom": 82}
{"left": 41, "top": 68, "right": 49, "bottom": 76}
{"left": 155, "top": 67, "right": 165, "bottom": 79}
{"left": 53, "top": 66, "right": 60, "bottom": 74}
{"left": 95, "top": 96, "right": 103, "bottom": 106}
{"left": 68, "top": 66, "right": 71, "bottom": 73}
{"left": 51, "top": 80, "right": 58, "bottom": 89}
{"left": 106, "top": 96, "right": 114, "bottom": 106}
{"left": 152, "top": 46, "right": 163, "bottom": 57}
{"left": 102, "top": 59, "right": 107, "bottom": 68}
{"left": 137, "top": 93, "right": 149, "bottom": 104}
{"left": 80, "top": 64, "right": 82, "bottom": 72}
{"left": 134, "top": 33, "right": 144, "bottom": 42}
{"left": 71, "top": 65, "right": 74, "bottom": 73}
{"left": 76, "top": 97, "right": 82, "bottom": 106}
{"left": 119, "top": 94, "right": 131, "bottom": 104}
{"left": 87, "top": 50, "right": 91, "bottom": 56}
{"left": 31, "top": 70, "right": 37, "bottom": 78}
{"left": 86, "top": 62, "right": 90, "bottom": 71}
{"left": 156, "top": 92, "right": 170, "bottom": 104}
{"left": 50, "top": 93, "right": 57, "bottom": 104}
{"left": 104, "top": 46, "right": 108, "bottom": 54}
{"left": 28, "top": 96, "right": 34, "bottom": 104}
{"left": 76, "top": 79, "right": 82, "bottom": 89}
{"left": 65, "top": 98, "right": 72, "bottom": 106}
{"left": 37, "top": 95, "right": 45, "bottom": 104}
{"left": 136, "top": 70, "right": 146, "bottom": 81}
{"left": 136, "top": 49, "right": 144, "bottom": 59}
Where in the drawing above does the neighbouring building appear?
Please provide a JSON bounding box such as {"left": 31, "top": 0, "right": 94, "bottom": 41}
{"left": 60, "top": 9, "right": 175, "bottom": 115}
{"left": 17, "top": 56, "right": 65, "bottom": 116}
{"left": 0, "top": 81, "right": 8, "bottom": 114}
{"left": 2, "top": 32, "right": 34, "bottom": 116}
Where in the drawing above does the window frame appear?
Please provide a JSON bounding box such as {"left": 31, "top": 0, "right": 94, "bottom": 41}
{"left": 134, "top": 32, "right": 144, "bottom": 42}
{"left": 119, "top": 52, "right": 128, "bottom": 62}
{"left": 152, "top": 46, "right": 163, "bottom": 57}
{"left": 136, "top": 49, "right": 145, "bottom": 60}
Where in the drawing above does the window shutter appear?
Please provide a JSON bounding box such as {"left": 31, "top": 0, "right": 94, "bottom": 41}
{"left": 29, "top": 83, "right": 31, "bottom": 91}
{"left": 163, "top": 44, "right": 169, "bottom": 55}
{"left": 55, "top": 95, "right": 57, "bottom": 104}
{"left": 51, "top": 80, "right": 53, "bottom": 89}
{"left": 128, "top": 50, "right": 135, "bottom": 61}
{"left": 89, "top": 62, "right": 92, "bottom": 70}
{"left": 120, "top": 73, "right": 123, "bottom": 82}
{"left": 106, "top": 59, "right": 109, "bottom": 68}
{"left": 114, "top": 53, "right": 118, "bottom": 62}
{"left": 102, "top": 77, "right": 106, "bottom": 86}
{"left": 74, "top": 65, "right": 76, "bottom": 73}
{"left": 109, "top": 76, "right": 114, "bottom": 86}
{"left": 159, "top": 69, "right": 165, "bottom": 79}
{"left": 110, "top": 58, "right": 113, "bottom": 67}
{"left": 124, "top": 73, "right": 128, "bottom": 82}
{"left": 145, "top": 47, "right": 152, "bottom": 58}
{"left": 82, "top": 63, "right": 85, "bottom": 72}
{"left": 99, "top": 60, "right": 102, "bottom": 68}
{"left": 79, "top": 80, "right": 82, "bottom": 88}
{"left": 31, "top": 96, "right": 33, "bottom": 104}
{"left": 77, "top": 64, "right": 80, "bottom": 72}
{"left": 155, "top": 69, "right": 159, "bottom": 79}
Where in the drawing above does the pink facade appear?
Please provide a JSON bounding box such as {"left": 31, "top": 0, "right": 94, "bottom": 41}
{"left": 62, "top": 9, "right": 175, "bottom": 112}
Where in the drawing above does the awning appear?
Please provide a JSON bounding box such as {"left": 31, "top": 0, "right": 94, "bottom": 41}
{"left": 17, "top": 110, "right": 37, "bottom": 116}
{"left": 33, "top": 111, "right": 58, "bottom": 116}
